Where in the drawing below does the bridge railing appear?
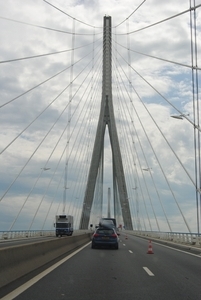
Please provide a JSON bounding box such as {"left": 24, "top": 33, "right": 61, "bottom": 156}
{"left": 0, "top": 230, "right": 55, "bottom": 240}
{"left": 0, "top": 229, "right": 91, "bottom": 241}
{"left": 126, "top": 230, "right": 201, "bottom": 247}
{"left": 2, "top": 229, "right": 200, "bottom": 247}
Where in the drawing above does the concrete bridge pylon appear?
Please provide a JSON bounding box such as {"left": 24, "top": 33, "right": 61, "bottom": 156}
{"left": 80, "top": 16, "right": 133, "bottom": 230}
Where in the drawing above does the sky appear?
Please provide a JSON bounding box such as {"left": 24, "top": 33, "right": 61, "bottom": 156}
{"left": 0, "top": 0, "right": 201, "bottom": 233}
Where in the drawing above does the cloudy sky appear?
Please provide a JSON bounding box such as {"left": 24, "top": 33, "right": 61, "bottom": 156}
{"left": 0, "top": 0, "right": 200, "bottom": 233}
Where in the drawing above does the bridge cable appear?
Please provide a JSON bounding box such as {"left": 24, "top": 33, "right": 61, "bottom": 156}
{"left": 114, "top": 0, "right": 147, "bottom": 28}
{"left": 113, "top": 48, "right": 192, "bottom": 233}
{"left": 189, "top": 0, "right": 201, "bottom": 234}
{"left": 0, "top": 16, "right": 102, "bottom": 35}
{"left": 0, "top": 39, "right": 102, "bottom": 65}
{"left": 40, "top": 47, "right": 103, "bottom": 229}
{"left": 113, "top": 55, "right": 172, "bottom": 232}
{"left": 114, "top": 4, "right": 201, "bottom": 35}
{"left": 8, "top": 44, "right": 103, "bottom": 229}
{"left": 62, "top": 18, "right": 75, "bottom": 216}
{"left": 0, "top": 45, "right": 102, "bottom": 204}
{"left": 113, "top": 55, "right": 160, "bottom": 232}
{"left": 113, "top": 40, "right": 201, "bottom": 71}
{"left": 0, "top": 43, "right": 102, "bottom": 156}
{"left": 43, "top": 0, "right": 102, "bottom": 29}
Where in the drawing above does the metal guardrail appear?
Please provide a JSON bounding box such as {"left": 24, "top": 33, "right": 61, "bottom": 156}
{"left": 1, "top": 229, "right": 200, "bottom": 247}
{"left": 0, "top": 230, "right": 55, "bottom": 240}
{"left": 125, "top": 230, "right": 201, "bottom": 247}
{"left": 0, "top": 229, "right": 92, "bottom": 241}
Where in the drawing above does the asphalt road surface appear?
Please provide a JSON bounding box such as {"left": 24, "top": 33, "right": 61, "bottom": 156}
{"left": 1, "top": 233, "right": 201, "bottom": 300}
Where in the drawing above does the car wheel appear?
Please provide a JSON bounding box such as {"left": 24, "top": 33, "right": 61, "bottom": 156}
{"left": 115, "top": 244, "right": 119, "bottom": 249}
{"left": 91, "top": 243, "right": 95, "bottom": 249}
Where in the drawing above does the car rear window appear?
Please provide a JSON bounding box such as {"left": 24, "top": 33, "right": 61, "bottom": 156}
{"left": 97, "top": 229, "right": 114, "bottom": 235}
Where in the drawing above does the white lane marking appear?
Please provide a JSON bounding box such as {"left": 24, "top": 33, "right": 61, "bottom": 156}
{"left": 123, "top": 244, "right": 126, "bottom": 246}
{"left": 143, "top": 267, "right": 155, "bottom": 276}
{"left": 153, "top": 241, "right": 201, "bottom": 259}
{"left": 129, "top": 250, "right": 133, "bottom": 253}
{"left": 1, "top": 242, "right": 91, "bottom": 300}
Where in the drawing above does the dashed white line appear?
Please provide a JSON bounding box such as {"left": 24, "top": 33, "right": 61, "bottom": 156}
{"left": 143, "top": 267, "right": 155, "bottom": 276}
{"left": 129, "top": 250, "right": 133, "bottom": 253}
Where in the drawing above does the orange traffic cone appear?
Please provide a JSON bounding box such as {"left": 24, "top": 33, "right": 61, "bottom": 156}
{"left": 147, "top": 240, "right": 154, "bottom": 254}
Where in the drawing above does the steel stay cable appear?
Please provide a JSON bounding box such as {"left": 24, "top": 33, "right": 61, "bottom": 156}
{"left": 113, "top": 44, "right": 148, "bottom": 230}
{"left": 116, "top": 47, "right": 201, "bottom": 132}
{"left": 119, "top": 71, "right": 191, "bottom": 232}
{"left": 64, "top": 58, "right": 102, "bottom": 182}
{"left": 0, "top": 46, "right": 102, "bottom": 203}
{"left": 192, "top": 0, "right": 201, "bottom": 228}
{"left": 114, "top": 83, "right": 139, "bottom": 230}
{"left": 41, "top": 58, "right": 102, "bottom": 229}
{"left": 112, "top": 58, "right": 152, "bottom": 231}
{"left": 41, "top": 68, "right": 101, "bottom": 230}
{"left": 114, "top": 0, "right": 146, "bottom": 28}
{"left": 0, "top": 38, "right": 102, "bottom": 64}
{"left": 60, "top": 25, "right": 102, "bottom": 220}
{"left": 114, "top": 53, "right": 192, "bottom": 232}
{"left": 67, "top": 70, "right": 102, "bottom": 222}
{"left": 14, "top": 51, "right": 102, "bottom": 229}
{"left": 0, "top": 44, "right": 102, "bottom": 156}
{"left": 0, "top": 16, "right": 102, "bottom": 35}
{"left": 113, "top": 60, "right": 161, "bottom": 232}
{"left": 189, "top": 0, "right": 201, "bottom": 234}
{"left": 113, "top": 39, "right": 201, "bottom": 71}
{"left": 0, "top": 40, "right": 102, "bottom": 109}
{"left": 113, "top": 54, "right": 172, "bottom": 232}
{"left": 114, "top": 4, "right": 201, "bottom": 35}
{"left": 43, "top": 0, "right": 102, "bottom": 29}
{"left": 115, "top": 47, "right": 198, "bottom": 190}
{"left": 0, "top": 65, "right": 68, "bottom": 109}
{"left": 113, "top": 25, "right": 139, "bottom": 229}
{"left": 62, "top": 18, "right": 75, "bottom": 216}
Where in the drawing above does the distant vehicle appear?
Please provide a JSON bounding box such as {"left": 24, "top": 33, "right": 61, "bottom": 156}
{"left": 55, "top": 215, "right": 73, "bottom": 237}
{"left": 100, "top": 217, "right": 116, "bottom": 227}
{"left": 91, "top": 227, "right": 119, "bottom": 249}
{"left": 99, "top": 217, "right": 120, "bottom": 235}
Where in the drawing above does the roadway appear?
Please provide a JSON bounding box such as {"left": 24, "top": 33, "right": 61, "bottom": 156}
{"left": 1, "top": 232, "right": 201, "bottom": 300}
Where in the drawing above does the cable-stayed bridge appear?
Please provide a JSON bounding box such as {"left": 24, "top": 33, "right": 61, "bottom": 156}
{"left": 0, "top": 0, "right": 201, "bottom": 238}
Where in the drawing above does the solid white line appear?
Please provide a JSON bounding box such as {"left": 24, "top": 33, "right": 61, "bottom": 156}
{"left": 129, "top": 250, "right": 133, "bottom": 253}
{"left": 1, "top": 242, "right": 91, "bottom": 300}
{"left": 143, "top": 267, "right": 155, "bottom": 276}
{"left": 153, "top": 241, "right": 201, "bottom": 258}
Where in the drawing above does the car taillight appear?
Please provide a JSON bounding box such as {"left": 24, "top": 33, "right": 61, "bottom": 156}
{"left": 111, "top": 233, "right": 117, "bottom": 237}
{"left": 93, "top": 233, "right": 99, "bottom": 237}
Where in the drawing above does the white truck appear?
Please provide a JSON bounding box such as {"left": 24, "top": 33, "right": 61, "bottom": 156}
{"left": 55, "top": 215, "right": 73, "bottom": 237}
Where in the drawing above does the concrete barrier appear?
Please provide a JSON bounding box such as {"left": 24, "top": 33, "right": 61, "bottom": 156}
{"left": 0, "top": 233, "right": 91, "bottom": 288}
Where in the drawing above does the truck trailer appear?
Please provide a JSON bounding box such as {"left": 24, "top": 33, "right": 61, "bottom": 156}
{"left": 55, "top": 215, "right": 73, "bottom": 237}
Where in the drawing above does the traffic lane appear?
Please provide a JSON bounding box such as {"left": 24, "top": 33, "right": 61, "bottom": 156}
{"left": 120, "top": 233, "right": 201, "bottom": 299}
{"left": 121, "top": 232, "right": 201, "bottom": 279}
{"left": 5, "top": 236, "right": 200, "bottom": 300}
{"left": 14, "top": 241, "right": 147, "bottom": 300}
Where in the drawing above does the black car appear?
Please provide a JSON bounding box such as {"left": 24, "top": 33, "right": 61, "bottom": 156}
{"left": 91, "top": 227, "right": 119, "bottom": 249}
